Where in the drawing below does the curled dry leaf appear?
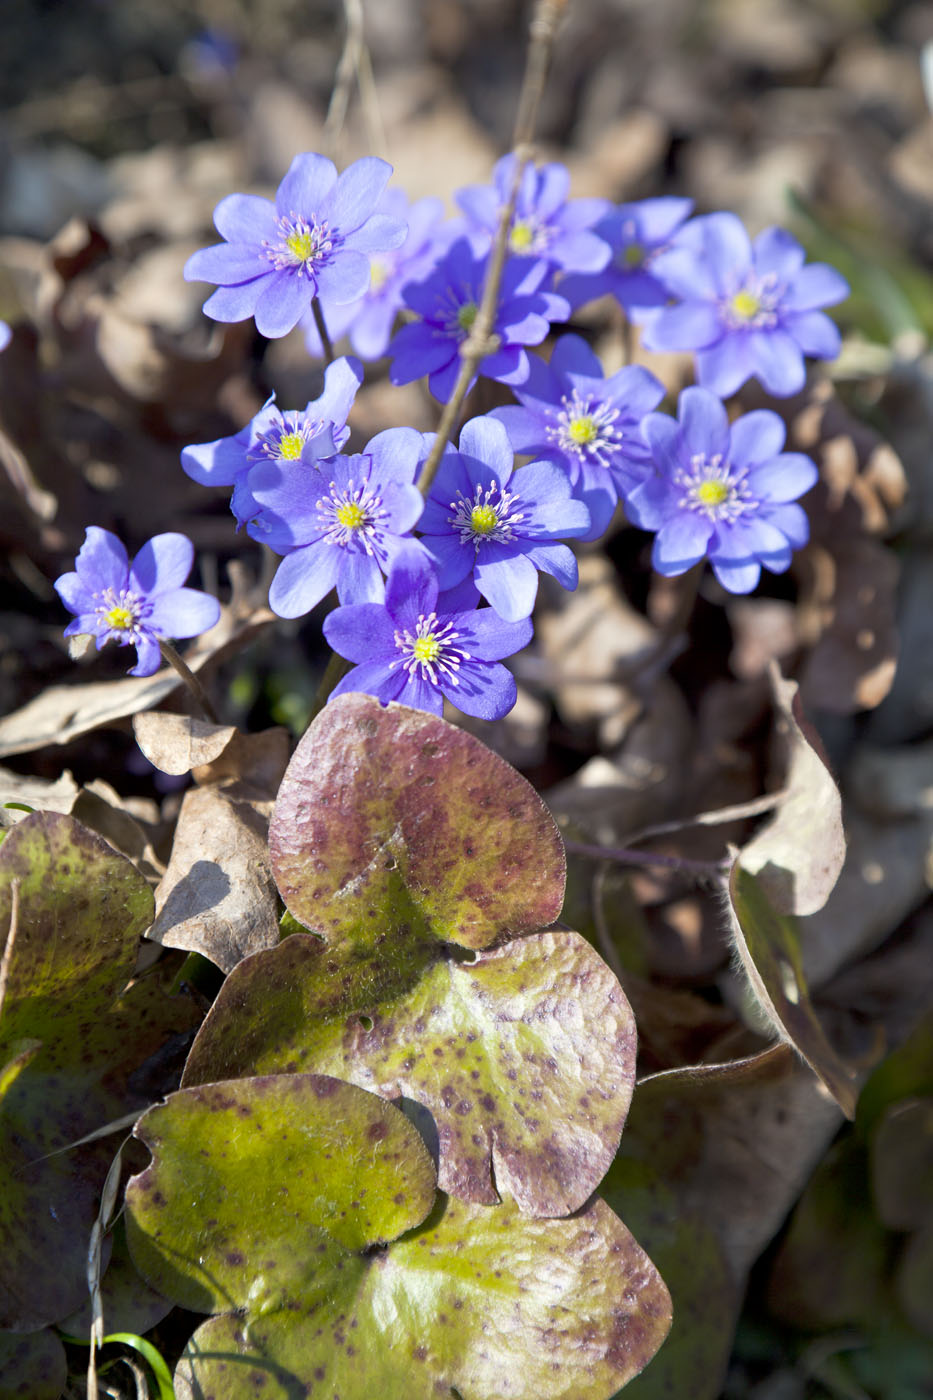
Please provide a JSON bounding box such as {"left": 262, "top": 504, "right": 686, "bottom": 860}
{"left": 739, "top": 664, "right": 845, "bottom": 917}
{"left": 619, "top": 1044, "right": 843, "bottom": 1284}
{"left": 728, "top": 864, "right": 861, "bottom": 1119}
{"left": 146, "top": 728, "right": 289, "bottom": 973}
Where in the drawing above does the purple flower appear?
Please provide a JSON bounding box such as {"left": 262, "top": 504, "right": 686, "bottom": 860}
{"left": 324, "top": 543, "right": 532, "bottom": 721}
{"left": 627, "top": 386, "right": 818, "bottom": 593}
{"left": 301, "top": 190, "right": 451, "bottom": 360}
{"left": 387, "top": 238, "right": 570, "bottom": 402}
{"left": 642, "top": 213, "right": 849, "bottom": 397}
{"left": 560, "top": 197, "right": 694, "bottom": 313}
{"left": 248, "top": 428, "right": 426, "bottom": 618}
{"left": 455, "top": 154, "right": 611, "bottom": 276}
{"left": 54, "top": 528, "right": 220, "bottom": 677}
{"left": 491, "top": 334, "right": 665, "bottom": 540}
{"left": 183, "top": 154, "right": 407, "bottom": 338}
{"left": 180, "top": 356, "right": 363, "bottom": 527}
{"left": 0, "top": 322, "right": 11, "bottom": 353}
{"left": 418, "top": 415, "right": 590, "bottom": 621}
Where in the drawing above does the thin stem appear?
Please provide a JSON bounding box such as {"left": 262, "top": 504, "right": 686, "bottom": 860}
{"left": 323, "top": 0, "right": 385, "bottom": 160}
{"left": 310, "top": 296, "right": 335, "bottom": 366}
{"left": 158, "top": 641, "right": 219, "bottom": 724}
{"left": 564, "top": 838, "right": 732, "bottom": 877}
{"left": 308, "top": 649, "right": 352, "bottom": 722}
{"left": 416, "top": 0, "right": 566, "bottom": 500}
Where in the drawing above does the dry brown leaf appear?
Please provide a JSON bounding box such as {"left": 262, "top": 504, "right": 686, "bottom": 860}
{"left": 740, "top": 665, "right": 845, "bottom": 917}
{"left": 133, "top": 713, "right": 238, "bottom": 777}
{"left": 623, "top": 1045, "right": 844, "bottom": 1284}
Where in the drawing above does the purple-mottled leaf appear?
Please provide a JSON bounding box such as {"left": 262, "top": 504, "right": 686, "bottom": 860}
{"left": 183, "top": 924, "right": 637, "bottom": 1215}
{"left": 124, "top": 1074, "right": 670, "bottom": 1400}
{"left": 270, "top": 694, "right": 565, "bottom": 949}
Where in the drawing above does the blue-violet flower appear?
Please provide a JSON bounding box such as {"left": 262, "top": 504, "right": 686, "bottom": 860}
{"left": 627, "top": 386, "right": 819, "bottom": 593}
{"left": 388, "top": 237, "right": 570, "bottom": 403}
{"left": 54, "top": 528, "right": 220, "bottom": 677}
{"left": 183, "top": 153, "right": 407, "bottom": 338}
{"left": 180, "top": 356, "right": 363, "bottom": 527}
{"left": 418, "top": 415, "right": 590, "bottom": 621}
{"left": 642, "top": 213, "right": 849, "bottom": 397}
{"left": 560, "top": 197, "right": 694, "bottom": 313}
{"left": 491, "top": 334, "right": 665, "bottom": 539}
{"left": 248, "top": 427, "right": 426, "bottom": 618}
{"left": 455, "top": 154, "right": 611, "bottom": 276}
{"left": 324, "top": 543, "right": 532, "bottom": 721}
{"left": 302, "top": 190, "right": 450, "bottom": 360}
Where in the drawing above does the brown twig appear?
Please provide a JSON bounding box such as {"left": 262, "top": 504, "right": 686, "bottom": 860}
{"left": 324, "top": 0, "right": 386, "bottom": 161}
{"left": 158, "top": 641, "right": 219, "bottom": 724}
{"left": 416, "top": 0, "right": 567, "bottom": 499}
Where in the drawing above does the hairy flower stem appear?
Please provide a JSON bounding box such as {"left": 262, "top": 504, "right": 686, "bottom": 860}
{"left": 308, "top": 648, "right": 352, "bottom": 722}
{"left": 158, "top": 640, "right": 220, "bottom": 724}
{"left": 564, "top": 838, "right": 731, "bottom": 877}
{"left": 416, "top": 0, "right": 566, "bottom": 499}
{"left": 310, "top": 297, "right": 335, "bottom": 366}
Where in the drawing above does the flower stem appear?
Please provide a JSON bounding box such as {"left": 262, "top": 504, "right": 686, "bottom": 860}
{"left": 416, "top": 0, "right": 565, "bottom": 500}
{"left": 310, "top": 297, "right": 335, "bottom": 366}
{"left": 308, "top": 649, "right": 352, "bottom": 723}
{"left": 158, "top": 640, "right": 220, "bottom": 724}
{"left": 564, "top": 838, "right": 731, "bottom": 878}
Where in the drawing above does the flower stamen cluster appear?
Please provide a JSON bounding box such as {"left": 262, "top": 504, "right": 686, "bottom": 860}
{"left": 263, "top": 213, "right": 335, "bottom": 274}
{"left": 390, "top": 613, "right": 470, "bottom": 687}
{"left": 547, "top": 390, "right": 624, "bottom": 468}
{"left": 721, "top": 272, "right": 782, "bottom": 331}
{"left": 316, "top": 479, "right": 388, "bottom": 558}
{"left": 674, "top": 452, "right": 755, "bottom": 524}
{"left": 448, "top": 481, "right": 526, "bottom": 549}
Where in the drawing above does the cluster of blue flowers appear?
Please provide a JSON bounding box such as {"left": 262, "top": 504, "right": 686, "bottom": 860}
{"left": 56, "top": 150, "right": 848, "bottom": 722}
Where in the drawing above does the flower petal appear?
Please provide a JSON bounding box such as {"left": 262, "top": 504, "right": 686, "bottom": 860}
{"left": 269, "top": 544, "right": 341, "bottom": 618}
{"left": 727, "top": 410, "right": 786, "bottom": 468}
{"left": 130, "top": 534, "right": 193, "bottom": 595}
{"left": 748, "top": 452, "right": 818, "bottom": 503}
{"left": 184, "top": 243, "right": 268, "bottom": 285}
{"left": 679, "top": 386, "right": 730, "bottom": 458}
{"left": 782, "top": 264, "right": 850, "bottom": 312}
{"left": 642, "top": 300, "right": 722, "bottom": 352}
{"left": 321, "top": 156, "right": 393, "bottom": 231}
{"left": 213, "top": 193, "right": 278, "bottom": 244}
{"left": 440, "top": 660, "right": 517, "bottom": 721}
{"left": 74, "top": 527, "right": 128, "bottom": 593}
{"left": 474, "top": 550, "right": 539, "bottom": 621}
{"left": 253, "top": 271, "right": 313, "bottom": 338}
{"left": 458, "top": 415, "right": 514, "bottom": 481}
{"left": 784, "top": 310, "right": 841, "bottom": 359}
{"left": 323, "top": 603, "right": 398, "bottom": 662}
{"left": 750, "top": 329, "right": 806, "bottom": 397}
{"left": 276, "top": 153, "right": 338, "bottom": 218}
{"left": 652, "top": 514, "right": 714, "bottom": 574}
{"left": 147, "top": 588, "right": 220, "bottom": 638}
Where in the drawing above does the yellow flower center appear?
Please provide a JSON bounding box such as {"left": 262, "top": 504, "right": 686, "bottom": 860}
{"left": 285, "top": 231, "right": 316, "bottom": 263}
{"left": 413, "top": 634, "right": 440, "bottom": 664}
{"left": 470, "top": 504, "right": 499, "bottom": 536}
{"left": 568, "top": 416, "right": 598, "bottom": 445}
{"left": 279, "top": 432, "right": 304, "bottom": 460}
{"left": 336, "top": 501, "right": 366, "bottom": 530}
{"left": 696, "top": 480, "right": 730, "bottom": 507}
{"left": 457, "top": 301, "right": 478, "bottom": 332}
{"left": 622, "top": 241, "right": 645, "bottom": 267}
{"left": 730, "top": 290, "right": 761, "bottom": 321}
{"left": 369, "top": 257, "right": 390, "bottom": 291}
{"left": 509, "top": 220, "right": 535, "bottom": 252}
{"left": 105, "top": 605, "right": 135, "bottom": 630}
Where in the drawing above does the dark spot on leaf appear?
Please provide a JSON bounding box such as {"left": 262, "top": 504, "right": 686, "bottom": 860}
{"left": 393, "top": 1192, "right": 406, "bottom": 1204}
{"left": 226, "top": 1251, "right": 245, "bottom": 1267}
{"left": 480, "top": 1095, "right": 496, "bottom": 1112}
{"left": 367, "top": 1120, "right": 388, "bottom": 1141}
{"left": 313, "top": 1079, "right": 340, "bottom": 1098}
{"left": 412, "top": 1346, "right": 428, "bottom": 1362}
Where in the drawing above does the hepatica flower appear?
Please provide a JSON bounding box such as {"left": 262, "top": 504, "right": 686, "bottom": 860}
{"left": 456, "top": 154, "right": 611, "bottom": 276}
{"left": 302, "top": 190, "right": 450, "bottom": 360}
{"left": 418, "top": 415, "right": 590, "bottom": 621}
{"left": 181, "top": 356, "right": 363, "bottom": 526}
{"left": 492, "top": 334, "right": 665, "bottom": 539}
{"left": 324, "top": 544, "right": 532, "bottom": 721}
{"left": 627, "top": 386, "right": 818, "bottom": 593}
{"left": 643, "top": 212, "right": 849, "bottom": 397}
{"left": 184, "top": 153, "right": 407, "bottom": 338}
{"left": 560, "top": 197, "right": 694, "bottom": 313}
{"left": 54, "top": 528, "right": 220, "bottom": 676}
{"left": 248, "top": 427, "right": 426, "bottom": 618}
{"left": 388, "top": 237, "right": 570, "bottom": 403}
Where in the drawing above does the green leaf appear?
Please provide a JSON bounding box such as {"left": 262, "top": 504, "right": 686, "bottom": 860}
{"left": 0, "top": 812, "right": 198, "bottom": 1329}
{"left": 124, "top": 1074, "right": 671, "bottom": 1400}
{"left": 182, "top": 925, "right": 637, "bottom": 1216}
{"left": 0, "top": 1329, "right": 66, "bottom": 1400}
{"left": 728, "top": 864, "right": 859, "bottom": 1118}
{"left": 269, "top": 693, "right": 566, "bottom": 951}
